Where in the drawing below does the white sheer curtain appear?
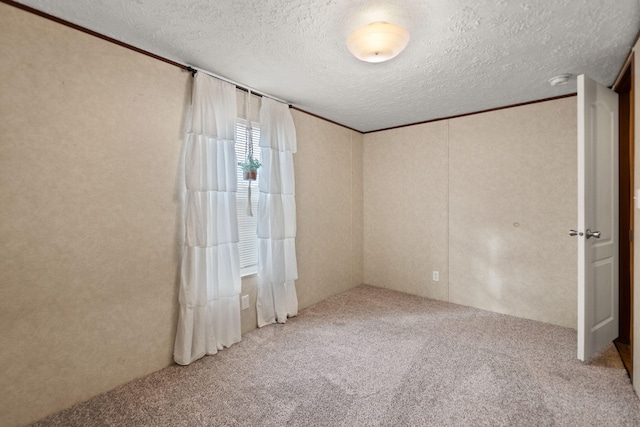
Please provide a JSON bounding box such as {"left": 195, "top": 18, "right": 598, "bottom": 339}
{"left": 256, "top": 98, "right": 298, "bottom": 327}
{"left": 174, "top": 73, "right": 241, "bottom": 365}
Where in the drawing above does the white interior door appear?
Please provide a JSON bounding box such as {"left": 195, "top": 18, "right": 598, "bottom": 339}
{"left": 577, "top": 74, "right": 619, "bottom": 362}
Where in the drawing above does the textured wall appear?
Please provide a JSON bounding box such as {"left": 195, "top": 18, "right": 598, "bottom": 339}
{"left": 292, "top": 110, "right": 364, "bottom": 310}
{"left": 0, "top": 4, "right": 188, "bottom": 426}
{"left": 0, "top": 6, "right": 364, "bottom": 426}
{"left": 363, "top": 97, "right": 577, "bottom": 328}
{"left": 363, "top": 122, "right": 449, "bottom": 300}
{"left": 351, "top": 130, "right": 365, "bottom": 289}
{"left": 448, "top": 98, "right": 577, "bottom": 327}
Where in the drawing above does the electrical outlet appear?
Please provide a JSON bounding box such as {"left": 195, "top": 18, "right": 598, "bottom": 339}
{"left": 432, "top": 271, "right": 440, "bottom": 282}
{"left": 241, "top": 295, "right": 249, "bottom": 310}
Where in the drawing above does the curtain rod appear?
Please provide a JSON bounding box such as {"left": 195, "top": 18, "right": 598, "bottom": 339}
{"left": 185, "top": 66, "right": 292, "bottom": 107}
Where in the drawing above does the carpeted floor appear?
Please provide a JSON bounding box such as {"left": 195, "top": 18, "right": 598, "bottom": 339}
{"left": 33, "top": 285, "right": 640, "bottom": 426}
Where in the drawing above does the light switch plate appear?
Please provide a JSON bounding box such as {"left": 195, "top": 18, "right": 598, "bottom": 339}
{"left": 241, "top": 295, "right": 249, "bottom": 310}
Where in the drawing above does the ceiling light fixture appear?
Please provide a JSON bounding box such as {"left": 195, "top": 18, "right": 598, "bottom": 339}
{"left": 347, "top": 22, "right": 410, "bottom": 63}
{"left": 548, "top": 74, "right": 572, "bottom": 86}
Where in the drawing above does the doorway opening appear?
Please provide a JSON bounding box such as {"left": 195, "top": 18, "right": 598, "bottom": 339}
{"left": 613, "top": 53, "right": 634, "bottom": 377}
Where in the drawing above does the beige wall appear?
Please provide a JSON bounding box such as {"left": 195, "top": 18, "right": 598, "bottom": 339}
{"left": 363, "top": 122, "right": 449, "bottom": 300}
{"left": 292, "top": 110, "right": 364, "bottom": 310}
{"left": 364, "top": 98, "right": 577, "bottom": 328}
{"left": 0, "top": 4, "right": 187, "bottom": 426}
{"left": 448, "top": 99, "right": 577, "bottom": 327}
{"left": 0, "top": 5, "right": 363, "bottom": 426}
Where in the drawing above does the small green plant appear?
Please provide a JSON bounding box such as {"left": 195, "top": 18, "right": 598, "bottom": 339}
{"left": 238, "top": 156, "right": 261, "bottom": 171}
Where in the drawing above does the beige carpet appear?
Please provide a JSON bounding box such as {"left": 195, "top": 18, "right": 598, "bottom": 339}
{"left": 33, "top": 285, "right": 640, "bottom": 426}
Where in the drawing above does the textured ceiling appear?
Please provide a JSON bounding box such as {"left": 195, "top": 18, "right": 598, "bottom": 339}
{"left": 14, "top": 0, "right": 640, "bottom": 132}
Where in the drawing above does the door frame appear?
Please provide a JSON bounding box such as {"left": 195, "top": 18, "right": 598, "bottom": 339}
{"left": 613, "top": 52, "right": 635, "bottom": 377}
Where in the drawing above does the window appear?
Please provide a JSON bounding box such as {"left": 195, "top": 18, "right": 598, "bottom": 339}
{"left": 236, "top": 119, "right": 261, "bottom": 276}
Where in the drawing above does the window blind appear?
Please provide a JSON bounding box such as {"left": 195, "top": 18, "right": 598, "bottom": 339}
{"left": 236, "top": 119, "right": 261, "bottom": 275}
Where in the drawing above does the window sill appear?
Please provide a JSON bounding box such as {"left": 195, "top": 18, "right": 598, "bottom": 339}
{"left": 240, "top": 267, "right": 257, "bottom": 278}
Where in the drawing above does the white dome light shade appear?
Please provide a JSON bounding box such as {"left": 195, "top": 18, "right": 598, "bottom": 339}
{"left": 548, "top": 73, "right": 572, "bottom": 86}
{"left": 347, "top": 22, "right": 410, "bottom": 63}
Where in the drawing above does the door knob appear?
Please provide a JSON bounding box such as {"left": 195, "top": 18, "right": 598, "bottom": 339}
{"left": 585, "top": 229, "right": 601, "bottom": 239}
{"left": 569, "top": 229, "right": 583, "bottom": 236}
